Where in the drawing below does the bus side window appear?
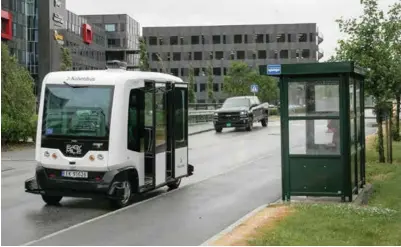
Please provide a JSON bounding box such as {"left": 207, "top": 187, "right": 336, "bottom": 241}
{"left": 127, "top": 89, "right": 143, "bottom": 152}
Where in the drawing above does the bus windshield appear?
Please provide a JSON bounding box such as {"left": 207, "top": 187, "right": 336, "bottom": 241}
{"left": 42, "top": 84, "right": 114, "bottom": 138}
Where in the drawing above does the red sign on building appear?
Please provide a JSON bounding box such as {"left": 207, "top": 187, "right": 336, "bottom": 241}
{"left": 82, "top": 24, "right": 93, "bottom": 44}
{"left": 1, "top": 10, "right": 12, "bottom": 40}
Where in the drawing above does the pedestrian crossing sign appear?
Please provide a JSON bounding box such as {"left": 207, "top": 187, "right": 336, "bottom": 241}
{"left": 250, "top": 84, "right": 258, "bottom": 93}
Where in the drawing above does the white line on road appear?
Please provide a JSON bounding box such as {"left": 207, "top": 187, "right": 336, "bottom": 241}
{"left": 21, "top": 153, "right": 275, "bottom": 246}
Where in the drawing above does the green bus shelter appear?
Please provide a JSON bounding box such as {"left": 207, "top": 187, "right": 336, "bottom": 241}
{"left": 267, "top": 61, "right": 366, "bottom": 202}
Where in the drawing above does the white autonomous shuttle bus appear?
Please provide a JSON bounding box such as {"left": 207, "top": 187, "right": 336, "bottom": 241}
{"left": 25, "top": 61, "right": 194, "bottom": 208}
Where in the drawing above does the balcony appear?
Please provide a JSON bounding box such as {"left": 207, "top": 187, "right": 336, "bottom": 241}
{"left": 318, "top": 48, "right": 324, "bottom": 60}
{"left": 318, "top": 31, "right": 324, "bottom": 44}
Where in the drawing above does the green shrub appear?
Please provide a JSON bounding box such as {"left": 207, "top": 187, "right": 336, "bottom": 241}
{"left": 1, "top": 42, "right": 36, "bottom": 143}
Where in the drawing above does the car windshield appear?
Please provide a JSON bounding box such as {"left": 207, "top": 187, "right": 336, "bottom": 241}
{"left": 222, "top": 98, "right": 250, "bottom": 108}
{"left": 42, "top": 84, "right": 114, "bottom": 138}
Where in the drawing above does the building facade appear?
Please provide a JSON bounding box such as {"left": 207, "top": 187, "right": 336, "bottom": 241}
{"left": 143, "top": 24, "right": 324, "bottom": 102}
{"left": 38, "top": 0, "right": 108, "bottom": 98}
{"left": 1, "top": 0, "right": 39, "bottom": 90}
{"left": 80, "top": 14, "right": 140, "bottom": 70}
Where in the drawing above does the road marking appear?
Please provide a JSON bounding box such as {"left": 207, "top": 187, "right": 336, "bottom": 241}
{"left": 21, "top": 153, "right": 276, "bottom": 246}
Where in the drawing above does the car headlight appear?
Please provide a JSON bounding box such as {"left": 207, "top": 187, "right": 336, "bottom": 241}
{"left": 240, "top": 111, "right": 247, "bottom": 116}
{"left": 214, "top": 112, "right": 218, "bottom": 116}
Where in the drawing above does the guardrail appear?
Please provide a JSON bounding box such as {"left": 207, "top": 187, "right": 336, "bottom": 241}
{"left": 188, "top": 106, "right": 279, "bottom": 125}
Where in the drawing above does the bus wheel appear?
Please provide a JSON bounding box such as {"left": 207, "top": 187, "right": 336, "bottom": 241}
{"left": 110, "top": 179, "right": 132, "bottom": 209}
{"left": 41, "top": 195, "right": 62, "bottom": 205}
{"left": 167, "top": 178, "right": 181, "bottom": 190}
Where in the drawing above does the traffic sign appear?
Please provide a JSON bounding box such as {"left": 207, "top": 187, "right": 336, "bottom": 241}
{"left": 250, "top": 84, "right": 259, "bottom": 93}
{"left": 267, "top": 64, "right": 281, "bottom": 75}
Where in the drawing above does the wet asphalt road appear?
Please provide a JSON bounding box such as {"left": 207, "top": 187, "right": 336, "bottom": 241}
{"left": 1, "top": 120, "right": 377, "bottom": 246}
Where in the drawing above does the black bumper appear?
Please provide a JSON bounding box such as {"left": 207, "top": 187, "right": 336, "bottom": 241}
{"left": 213, "top": 118, "right": 250, "bottom": 128}
{"left": 25, "top": 166, "right": 124, "bottom": 200}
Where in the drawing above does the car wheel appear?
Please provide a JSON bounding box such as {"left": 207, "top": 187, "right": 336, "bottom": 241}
{"left": 41, "top": 195, "right": 63, "bottom": 205}
{"left": 261, "top": 118, "right": 268, "bottom": 127}
{"left": 215, "top": 127, "right": 222, "bottom": 133}
{"left": 246, "top": 118, "right": 253, "bottom": 131}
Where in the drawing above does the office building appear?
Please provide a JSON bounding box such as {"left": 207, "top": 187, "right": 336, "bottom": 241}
{"left": 80, "top": 14, "right": 141, "bottom": 70}
{"left": 2, "top": 0, "right": 39, "bottom": 92}
{"left": 143, "top": 24, "right": 324, "bottom": 102}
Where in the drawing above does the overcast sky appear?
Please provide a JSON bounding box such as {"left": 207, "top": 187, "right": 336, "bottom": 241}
{"left": 67, "top": 0, "right": 397, "bottom": 60}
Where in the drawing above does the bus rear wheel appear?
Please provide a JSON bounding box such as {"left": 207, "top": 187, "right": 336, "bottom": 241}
{"left": 167, "top": 178, "right": 181, "bottom": 190}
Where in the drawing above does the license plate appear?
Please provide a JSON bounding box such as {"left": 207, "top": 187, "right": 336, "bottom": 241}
{"left": 61, "top": 171, "right": 88, "bottom": 178}
{"left": 226, "top": 123, "right": 231, "bottom": 127}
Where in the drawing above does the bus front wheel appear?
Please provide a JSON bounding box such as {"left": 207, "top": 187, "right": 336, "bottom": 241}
{"left": 167, "top": 178, "right": 181, "bottom": 190}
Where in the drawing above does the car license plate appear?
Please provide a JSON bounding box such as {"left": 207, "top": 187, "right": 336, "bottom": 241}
{"left": 61, "top": 171, "right": 88, "bottom": 178}
{"left": 226, "top": 123, "right": 231, "bottom": 127}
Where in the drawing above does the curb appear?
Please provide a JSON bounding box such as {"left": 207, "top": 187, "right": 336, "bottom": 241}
{"left": 189, "top": 127, "right": 214, "bottom": 136}
{"left": 200, "top": 198, "right": 282, "bottom": 246}
{"left": 353, "top": 183, "right": 374, "bottom": 206}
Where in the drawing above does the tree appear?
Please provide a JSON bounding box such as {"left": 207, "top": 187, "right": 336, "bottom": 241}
{"left": 223, "top": 61, "right": 278, "bottom": 103}
{"left": 60, "top": 47, "right": 72, "bottom": 71}
{"left": 333, "top": 0, "right": 401, "bottom": 162}
{"left": 206, "top": 60, "right": 214, "bottom": 103}
{"left": 188, "top": 64, "right": 196, "bottom": 103}
{"left": 1, "top": 42, "right": 36, "bottom": 143}
{"left": 139, "top": 37, "right": 150, "bottom": 71}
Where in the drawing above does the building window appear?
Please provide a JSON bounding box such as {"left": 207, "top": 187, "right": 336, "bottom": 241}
{"left": 244, "top": 35, "right": 248, "bottom": 44}
{"left": 223, "top": 35, "right": 226, "bottom": 44}
{"left": 200, "top": 83, "right": 206, "bottom": 92}
{"left": 170, "top": 68, "right": 179, "bottom": 76}
{"left": 194, "top": 68, "right": 200, "bottom": 76}
{"left": 149, "top": 36, "right": 157, "bottom": 45}
{"left": 258, "top": 50, "right": 267, "bottom": 59}
{"left": 212, "top": 35, "right": 221, "bottom": 44}
{"left": 302, "top": 49, "right": 310, "bottom": 58}
{"left": 201, "top": 35, "right": 206, "bottom": 44}
{"left": 170, "top": 36, "right": 178, "bottom": 45}
{"left": 298, "top": 33, "right": 307, "bottom": 42}
{"left": 193, "top": 83, "right": 198, "bottom": 92}
{"left": 191, "top": 35, "right": 199, "bottom": 45}
{"left": 159, "top": 37, "right": 164, "bottom": 45}
{"left": 280, "top": 50, "right": 289, "bottom": 59}
{"left": 151, "top": 68, "right": 158, "bottom": 72}
{"left": 310, "top": 33, "right": 316, "bottom": 43}
{"left": 213, "top": 67, "right": 221, "bottom": 76}
{"left": 236, "top": 51, "right": 245, "bottom": 60}
{"left": 223, "top": 68, "right": 227, "bottom": 75}
{"left": 213, "top": 83, "right": 219, "bottom": 92}
{"left": 120, "top": 23, "right": 125, "bottom": 32}
{"left": 105, "top": 24, "right": 116, "bottom": 32}
{"left": 151, "top": 53, "right": 159, "bottom": 61}
{"left": 181, "top": 68, "right": 188, "bottom": 77}
{"left": 185, "top": 52, "right": 192, "bottom": 60}
{"left": 180, "top": 36, "right": 184, "bottom": 45}
{"left": 194, "top": 52, "right": 202, "bottom": 60}
{"left": 215, "top": 51, "right": 224, "bottom": 60}
{"left": 277, "top": 33, "right": 285, "bottom": 43}
{"left": 287, "top": 34, "right": 293, "bottom": 42}
{"left": 234, "top": 34, "right": 242, "bottom": 44}
{"left": 256, "top": 34, "right": 264, "bottom": 43}
{"left": 265, "top": 34, "right": 270, "bottom": 43}
{"left": 173, "top": 52, "right": 181, "bottom": 61}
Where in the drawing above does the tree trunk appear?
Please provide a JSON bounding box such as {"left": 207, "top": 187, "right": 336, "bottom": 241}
{"left": 396, "top": 95, "right": 400, "bottom": 140}
{"left": 376, "top": 106, "right": 385, "bottom": 163}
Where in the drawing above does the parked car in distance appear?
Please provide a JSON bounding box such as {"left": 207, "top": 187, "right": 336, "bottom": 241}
{"left": 213, "top": 96, "right": 269, "bottom": 133}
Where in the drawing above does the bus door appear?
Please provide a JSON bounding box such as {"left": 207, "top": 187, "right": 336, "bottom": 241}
{"left": 143, "top": 81, "right": 156, "bottom": 187}
{"left": 172, "top": 83, "right": 189, "bottom": 178}
{"left": 153, "top": 82, "right": 168, "bottom": 186}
